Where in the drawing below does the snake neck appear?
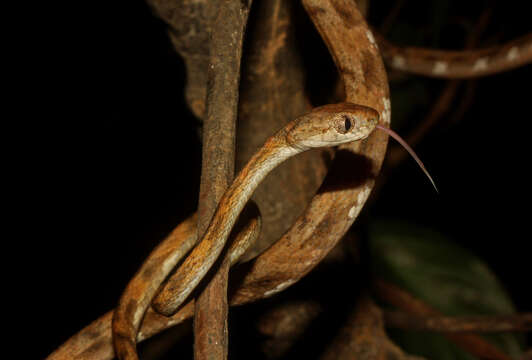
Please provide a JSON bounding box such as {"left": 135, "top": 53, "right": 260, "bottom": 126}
{"left": 151, "top": 133, "right": 302, "bottom": 316}
{"left": 211, "top": 135, "right": 300, "bottom": 243}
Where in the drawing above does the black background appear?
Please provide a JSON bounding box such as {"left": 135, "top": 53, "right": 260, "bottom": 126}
{"left": 20, "top": 0, "right": 531, "bottom": 358}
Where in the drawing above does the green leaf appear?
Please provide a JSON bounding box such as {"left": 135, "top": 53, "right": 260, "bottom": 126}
{"left": 369, "top": 219, "right": 524, "bottom": 359}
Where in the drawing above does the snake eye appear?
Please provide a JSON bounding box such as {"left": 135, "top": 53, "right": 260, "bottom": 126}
{"left": 335, "top": 115, "right": 354, "bottom": 134}
{"left": 344, "top": 116, "right": 352, "bottom": 131}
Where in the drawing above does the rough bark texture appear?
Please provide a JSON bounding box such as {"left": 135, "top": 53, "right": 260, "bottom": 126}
{"left": 193, "top": 2, "right": 252, "bottom": 359}
{"left": 146, "top": 0, "right": 329, "bottom": 259}
{"left": 257, "top": 301, "right": 322, "bottom": 359}
{"left": 321, "top": 296, "right": 425, "bottom": 360}
{"left": 236, "top": 0, "right": 328, "bottom": 260}
{"left": 145, "top": 0, "right": 216, "bottom": 119}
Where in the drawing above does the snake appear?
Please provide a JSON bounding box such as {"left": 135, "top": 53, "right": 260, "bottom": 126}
{"left": 112, "top": 206, "right": 262, "bottom": 360}
{"left": 108, "top": 102, "right": 373, "bottom": 360}
{"left": 49, "top": 0, "right": 531, "bottom": 357}
{"left": 151, "top": 102, "right": 435, "bottom": 318}
{"left": 150, "top": 103, "right": 380, "bottom": 319}
{"left": 376, "top": 32, "right": 532, "bottom": 78}
{"left": 109, "top": 101, "right": 436, "bottom": 360}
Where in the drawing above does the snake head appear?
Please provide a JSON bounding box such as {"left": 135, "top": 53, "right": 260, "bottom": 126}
{"left": 286, "top": 103, "right": 379, "bottom": 150}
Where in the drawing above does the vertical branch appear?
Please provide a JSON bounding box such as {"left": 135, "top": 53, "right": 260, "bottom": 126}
{"left": 194, "top": 1, "right": 253, "bottom": 360}
{"left": 236, "top": 0, "right": 327, "bottom": 261}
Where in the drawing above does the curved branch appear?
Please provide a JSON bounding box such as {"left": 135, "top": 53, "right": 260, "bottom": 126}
{"left": 374, "top": 279, "right": 513, "bottom": 360}
{"left": 385, "top": 311, "right": 532, "bottom": 333}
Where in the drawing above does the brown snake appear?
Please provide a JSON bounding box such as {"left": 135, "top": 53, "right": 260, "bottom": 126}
{"left": 52, "top": 1, "right": 484, "bottom": 357}
{"left": 110, "top": 103, "right": 379, "bottom": 359}
{"left": 150, "top": 103, "right": 381, "bottom": 317}
{"left": 111, "top": 101, "right": 437, "bottom": 360}
{"left": 112, "top": 207, "right": 262, "bottom": 360}
{"left": 48, "top": 0, "right": 532, "bottom": 355}
{"left": 376, "top": 32, "right": 532, "bottom": 78}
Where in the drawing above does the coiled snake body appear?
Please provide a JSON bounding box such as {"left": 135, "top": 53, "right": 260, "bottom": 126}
{"left": 111, "top": 101, "right": 438, "bottom": 360}
{"left": 112, "top": 102, "right": 380, "bottom": 359}
{"left": 151, "top": 103, "right": 380, "bottom": 316}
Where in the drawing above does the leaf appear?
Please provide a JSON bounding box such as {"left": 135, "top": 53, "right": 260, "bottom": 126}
{"left": 369, "top": 219, "right": 524, "bottom": 359}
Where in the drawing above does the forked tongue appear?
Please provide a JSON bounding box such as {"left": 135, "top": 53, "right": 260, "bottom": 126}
{"left": 376, "top": 124, "right": 438, "bottom": 193}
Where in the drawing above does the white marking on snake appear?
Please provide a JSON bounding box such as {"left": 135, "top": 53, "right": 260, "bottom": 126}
{"left": 133, "top": 307, "right": 144, "bottom": 330}
{"left": 263, "top": 279, "right": 296, "bottom": 297}
{"left": 433, "top": 61, "right": 448, "bottom": 75}
{"left": 473, "top": 58, "right": 488, "bottom": 72}
{"left": 366, "top": 30, "right": 377, "bottom": 49}
{"left": 392, "top": 56, "right": 406, "bottom": 69}
{"left": 381, "top": 97, "right": 391, "bottom": 125}
{"left": 507, "top": 47, "right": 519, "bottom": 61}
{"left": 348, "top": 186, "right": 372, "bottom": 220}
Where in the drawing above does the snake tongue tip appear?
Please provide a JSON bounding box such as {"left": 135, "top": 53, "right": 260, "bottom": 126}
{"left": 376, "top": 124, "right": 438, "bottom": 194}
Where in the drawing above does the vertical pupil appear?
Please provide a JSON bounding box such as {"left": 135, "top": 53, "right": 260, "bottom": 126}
{"left": 344, "top": 116, "right": 352, "bottom": 131}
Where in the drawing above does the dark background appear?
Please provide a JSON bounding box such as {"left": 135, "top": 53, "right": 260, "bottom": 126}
{"left": 25, "top": 0, "right": 530, "bottom": 358}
